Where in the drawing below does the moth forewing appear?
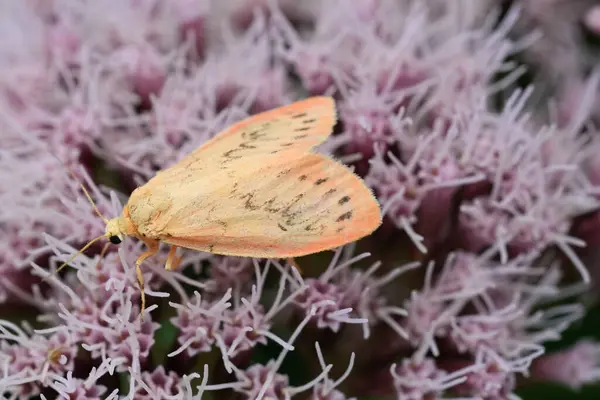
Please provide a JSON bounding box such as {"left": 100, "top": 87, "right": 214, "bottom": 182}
{"left": 155, "top": 153, "right": 382, "bottom": 258}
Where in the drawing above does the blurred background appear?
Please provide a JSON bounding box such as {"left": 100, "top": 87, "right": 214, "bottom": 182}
{"left": 2, "top": 0, "right": 600, "bottom": 399}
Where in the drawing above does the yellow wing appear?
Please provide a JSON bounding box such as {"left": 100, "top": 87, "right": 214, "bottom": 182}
{"left": 129, "top": 153, "right": 381, "bottom": 258}
{"left": 150, "top": 96, "right": 337, "bottom": 184}
{"left": 125, "top": 96, "right": 381, "bottom": 258}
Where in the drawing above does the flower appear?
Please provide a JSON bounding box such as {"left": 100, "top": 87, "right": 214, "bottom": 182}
{"left": 390, "top": 357, "right": 471, "bottom": 400}
{"left": 0, "top": 0, "right": 599, "bottom": 399}
{"left": 133, "top": 366, "right": 184, "bottom": 400}
{"left": 531, "top": 340, "right": 600, "bottom": 390}
{"left": 0, "top": 325, "right": 76, "bottom": 398}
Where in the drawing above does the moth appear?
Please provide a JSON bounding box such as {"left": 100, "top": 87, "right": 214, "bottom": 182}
{"left": 61, "top": 96, "right": 382, "bottom": 313}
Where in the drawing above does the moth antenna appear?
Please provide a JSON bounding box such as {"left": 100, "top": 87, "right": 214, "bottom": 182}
{"left": 51, "top": 155, "right": 109, "bottom": 224}
{"left": 54, "top": 234, "right": 106, "bottom": 275}
{"left": 67, "top": 167, "right": 109, "bottom": 224}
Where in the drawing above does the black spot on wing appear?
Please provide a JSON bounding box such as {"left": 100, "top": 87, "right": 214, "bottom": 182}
{"left": 229, "top": 182, "right": 240, "bottom": 197}
{"left": 278, "top": 223, "right": 288, "bottom": 232}
{"left": 281, "top": 194, "right": 311, "bottom": 226}
{"left": 240, "top": 130, "right": 263, "bottom": 139}
{"left": 294, "top": 127, "right": 310, "bottom": 132}
{"left": 305, "top": 223, "right": 320, "bottom": 232}
{"left": 305, "top": 222, "right": 327, "bottom": 234}
{"left": 315, "top": 178, "right": 328, "bottom": 185}
{"left": 336, "top": 211, "right": 352, "bottom": 222}
{"left": 291, "top": 112, "right": 307, "bottom": 119}
{"left": 241, "top": 192, "right": 260, "bottom": 210}
{"left": 281, "top": 194, "right": 305, "bottom": 217}
{"left": 223, "top": 148, "right": 241, "bottom": 159}
{"left": 277, "top": 169, "right": 291, "bottom": 178}
{"left": 265, "top": 197, "right": 281, "bottom": 213}
{"left": 222, "top": 138, "right": 261, "bottom": 161}
{"left": 339, "top": 196, "right": 350, "bottom": 205}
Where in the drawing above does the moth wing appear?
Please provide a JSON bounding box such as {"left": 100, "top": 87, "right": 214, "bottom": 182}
{"left": 151, "top": 153, "right": 382, "bottom": 258}
{"left": 150, "top": 96, "right": 336, "bottom": 184}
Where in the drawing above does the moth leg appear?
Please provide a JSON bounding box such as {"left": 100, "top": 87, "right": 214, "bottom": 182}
{"left": 135, "top": 238, "right": 160, "bottom": 318}
{"left": 287, "top": 258, "right": 302, "bottom": 274}
{"left": 165, "top": 245, "right": 183, "bottom": 271}
{"left": 94, "top": 243, "right": 111, "bottom": 270}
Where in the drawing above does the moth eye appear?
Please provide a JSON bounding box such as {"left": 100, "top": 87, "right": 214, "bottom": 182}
{"left": 109, "top": 235, "right": 122, "bottom": 245}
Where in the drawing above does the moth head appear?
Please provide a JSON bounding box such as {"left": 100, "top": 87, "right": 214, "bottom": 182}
{"left": 51, "top": 163, "right": 123, "bottom": 278}
{"left": 105, "top": 217, "right": 125, "bottom": 245}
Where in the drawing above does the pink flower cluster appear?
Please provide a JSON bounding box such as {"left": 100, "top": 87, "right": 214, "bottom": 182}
{"left": 2, "top": 0, "right": 600, "bottom": 399}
